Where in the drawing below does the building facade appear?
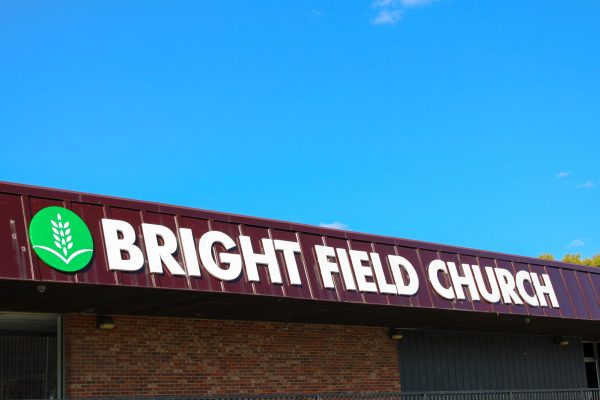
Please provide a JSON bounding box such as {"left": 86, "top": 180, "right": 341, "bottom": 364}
{"left": 0, "top": 182, "right": 599, "bottom": 399}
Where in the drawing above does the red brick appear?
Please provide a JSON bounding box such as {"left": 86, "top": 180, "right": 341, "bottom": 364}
{"left": 64, "top": 315, "right": 400, "bottom": 397}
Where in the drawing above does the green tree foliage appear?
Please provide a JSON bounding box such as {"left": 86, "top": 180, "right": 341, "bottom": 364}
{"left": 538, "top": 253, "right": 600, "bottom": 267}
{"left": 585, "top": 254, "right": 600, "bottom": 267}
{"left": 562, "top": 254, "right": 584, "bottom": 265}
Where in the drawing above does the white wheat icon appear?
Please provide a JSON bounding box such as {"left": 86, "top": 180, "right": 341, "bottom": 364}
{"left": 51, "top": 213, "right": 73, "bottom": 257}
{"left": 32, "top": 210, "right": 92, "bottom": 266}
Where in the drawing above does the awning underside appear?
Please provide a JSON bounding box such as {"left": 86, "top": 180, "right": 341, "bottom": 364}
{"left": 1, "top": 279, "right": 599, "bottom": 339}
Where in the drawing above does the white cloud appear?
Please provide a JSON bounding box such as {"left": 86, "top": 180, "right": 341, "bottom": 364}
{"left": 371, "top": 9, "right": 403, "bottom": 25}
{"left": 400, "top": 0, "right": 435, "bottom": 7}
{"left": 568, "top": 239, "right": 585, "bottom": 248}
{"left": 370, "top": 0, "right": 436, "bottom": 25}
{"left": 576, "top": 181, "right": 596, "bottom": 189}
{"left": 373, "top": 0, "right": 397, "bottom": 6}
{"left": 556, "top": 171, "right": 570, "bottom": 178}
{"left": 319, "top": 221, "right": 349, "bottom": 230}
{"left": 373, "top": 0, "right": 433, "bottom": 6}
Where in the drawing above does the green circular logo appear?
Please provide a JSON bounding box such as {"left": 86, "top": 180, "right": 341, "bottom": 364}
{"left": 29, "top": 206, "right": 94, "bottom": 273}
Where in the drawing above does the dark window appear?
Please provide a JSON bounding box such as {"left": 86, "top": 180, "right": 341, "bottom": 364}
{"left": 584, "top": 342, "right": 595, "bottom": 358}
{"left": 583, "top": 341, "right": 600, "bottom": 389}
{"left": 585, "top": 362, "right": 599, "bottom": 388}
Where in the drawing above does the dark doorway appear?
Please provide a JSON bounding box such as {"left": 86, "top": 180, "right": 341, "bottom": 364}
{"left": 583, "top": 342, "right": 600, "bottom": 388}
{"left": 0, "top": 313, "right": 60, "bottom": 399}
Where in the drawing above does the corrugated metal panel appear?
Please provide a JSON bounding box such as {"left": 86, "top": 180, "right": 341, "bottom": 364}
{"left": 397, "top": 330, "right": 586, "bottom": 392}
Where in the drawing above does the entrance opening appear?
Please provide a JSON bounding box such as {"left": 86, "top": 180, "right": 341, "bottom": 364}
{"left": 584, "top": 342, "right": 600, "bottom": 388}
{"left": 0, "top": 313, "right": 61, "bottom": 399}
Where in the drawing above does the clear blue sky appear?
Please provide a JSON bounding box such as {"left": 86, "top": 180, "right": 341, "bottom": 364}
{"left": 1, "top": 1, "right": 599, "bottom": 259}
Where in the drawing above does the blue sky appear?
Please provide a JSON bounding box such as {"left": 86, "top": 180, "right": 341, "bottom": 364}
{"left": 1, "top": 1, "right": 599, "bottom": 259}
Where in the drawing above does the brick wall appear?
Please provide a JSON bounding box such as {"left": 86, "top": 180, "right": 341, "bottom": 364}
{"left": 64, "top": 315, "right": 401, "bottom": 398}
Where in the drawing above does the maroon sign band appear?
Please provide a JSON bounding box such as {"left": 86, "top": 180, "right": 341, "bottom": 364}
{"left": 1, "top": 181, "right": 599, "bottom": 321}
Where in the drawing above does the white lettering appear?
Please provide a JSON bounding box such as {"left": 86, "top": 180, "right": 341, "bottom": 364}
{"left": 349, "top": 250, "right": 378, "bottom": 293}
{"left": 198, "top": 231, "right": 242, "bottom": 281}
{"left": 371, "top": 253, "right": 397, "bottom": 294}
{"left": 239, "top": 236, "right": 282, "bottom": 284}
{"left": 273, "top": 239, "right": 302, "bottom": 286}
{"left": 472, "top": 265, "right": 501, "bottom": 303}
{"left": 335, "top": 248, "right": 357, "bottom": 291}
{"left": 179, "top": 228, "right": 201, "bottom": 277}
{"left": 101, "top": 219, "right": 144, "bottom": 272}
{"left": 531, "top": 273, "right": 560, "bottom": 308}
{"left": 447, "top": 262, "right": 480, "bottom": 301}
{"left": 428, "top": 259, "right": 455, "bottom": 300}
{"left": 141, "top": 223, "right": 186, "bottom": 276}
{"left": 315, "top": 245, "right": 338, "bottom": 289}
{"left": 388, "top": 255, "right": 419, "bottom": 296}
{"left": 495, "top": 268, "right": 523, "bottom": 305}
{"left": 515, "top": 270, "right": 539, "bottom": 307}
